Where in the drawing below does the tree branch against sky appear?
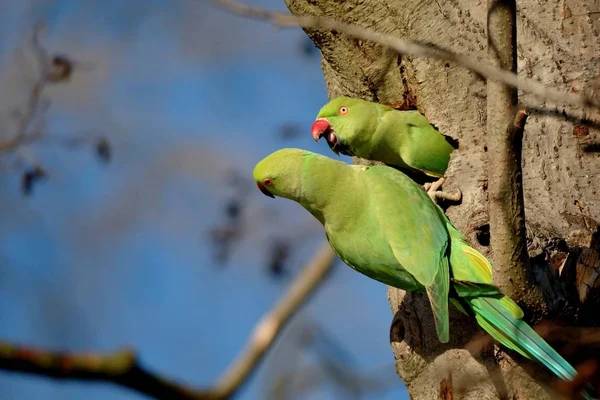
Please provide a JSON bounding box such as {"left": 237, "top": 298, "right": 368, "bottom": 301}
{"left": 0, "top": 243, "right": 336, "bottom": 400}
{"left": 1, "top": 0, "right": 599, "bottom": 399}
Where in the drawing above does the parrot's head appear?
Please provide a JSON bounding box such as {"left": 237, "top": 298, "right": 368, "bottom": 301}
{"left": 311, "top": 97, "right": 381, "bottom": 156}
{"left": 253, "top": 148, "right": 308, "bottom": 201}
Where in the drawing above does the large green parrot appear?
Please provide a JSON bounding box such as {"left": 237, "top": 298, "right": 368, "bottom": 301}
{"left": 311, "top": 97, "right": 456, "bottom": 178}
{"left": 253, "top": 148, "right": 589, "bottom": 394}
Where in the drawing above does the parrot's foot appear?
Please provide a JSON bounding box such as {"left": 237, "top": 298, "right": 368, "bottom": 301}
{"left": 424, "top": 178, "right": 462, "bottom": 204}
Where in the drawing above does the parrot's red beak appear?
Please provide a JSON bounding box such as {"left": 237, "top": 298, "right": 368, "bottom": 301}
{"left": 256, "top": 182, "right": 275, "bottom": 198}
{"left": 311, "top": 118, "right": 331, "bottom": 142}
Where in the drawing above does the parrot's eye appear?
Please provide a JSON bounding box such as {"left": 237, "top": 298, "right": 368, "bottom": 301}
{"left": 339, "top": 106, "right": 348, "bottom": 115}
{"left": 262, "top": 178, "right": 273, "bottom": 186}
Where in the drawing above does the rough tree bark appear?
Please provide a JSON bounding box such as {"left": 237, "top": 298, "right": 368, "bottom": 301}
{"left": 285, "top": 0, "right": 600, "bottom": 398}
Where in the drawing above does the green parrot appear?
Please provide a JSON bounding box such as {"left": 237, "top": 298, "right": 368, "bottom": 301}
{"left": 311, "top": 97, "right": 456, "bottom": 178}
{"left": 253, "top": 148, "right": 587, "bottom": 392}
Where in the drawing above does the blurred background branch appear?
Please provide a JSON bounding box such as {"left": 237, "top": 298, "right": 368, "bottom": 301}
{"left": 212, "top": 242, "right": 336, "bottom": 398}
{"left": 0, "top": 23, "right": 110, "bottom": 196}
{"left": 0, "top": 343, "right": 210, "bottom": 400}
{"left": 0, "top": 243, "right": 336, "bottom": 400}
{"left": 0, "top": 24, "right": 55, "bottom": 152}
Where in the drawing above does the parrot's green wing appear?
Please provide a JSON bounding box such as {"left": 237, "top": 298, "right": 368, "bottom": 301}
{"left": 426, "top": 258, "right": 450, "bottom": 342}
{"left": 398, "top": 111, "right": 454, "bottom": 178}
{"left": 366, "top": 165, "right": 451, "bottom": 342}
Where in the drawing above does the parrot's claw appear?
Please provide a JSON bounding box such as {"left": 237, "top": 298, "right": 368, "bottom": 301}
{"left": 425, "top": 178, "right": 462, "bottom": 204}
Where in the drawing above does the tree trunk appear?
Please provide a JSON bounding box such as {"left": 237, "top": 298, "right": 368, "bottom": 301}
{"left": 285, "top": 0, "right": 600, "bottom": 398}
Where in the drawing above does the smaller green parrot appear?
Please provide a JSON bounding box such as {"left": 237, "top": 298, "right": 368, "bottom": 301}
{"left": 311, "top": 97, "right": 456, "bottom": 178}
{"left": 253, "top": 148, "right": 594, "bottom": 398}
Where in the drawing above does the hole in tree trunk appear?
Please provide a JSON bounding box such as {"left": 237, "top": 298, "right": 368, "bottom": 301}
{"left": 476, "top": 224, "right": 490, "bottom": 247}
{"left": 444, "top": 135, "right": 459, "bottom": 149}
{"left": 390, "top": 311, "right": 405, "bottom": 343}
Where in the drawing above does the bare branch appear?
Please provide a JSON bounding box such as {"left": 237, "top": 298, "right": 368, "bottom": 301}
{"left": 0, "top": 25, "right": 76, "bottom": 153}
{"left": 0, "top": 242, "right": 337, "bottom": 400}
{"left": 486, "top": 0, "right": 545, "bottom": 313}
{"left": 0, "top": 25, "right": 49, "bottom": 151}
{"left": 0, "top": 343, "right": 214, "bottom": 400}
{"left": 212, "top": 242, "right": 336, "bottom": 398}
{"left": 205, "top": 0, "right": 600, "bottom": 110}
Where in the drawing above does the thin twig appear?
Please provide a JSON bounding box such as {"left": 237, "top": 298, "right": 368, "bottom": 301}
{"left": 205, "top": 0, "right": 600, "bottom": 109}
{"left": 0, "top": 242, "right": 337, "bottom": 400}
{"left": 433, "top": 0, "right": 448, "bottom": 19}
{"left": 0, "top": 25, "right": 49, "bottom": 151}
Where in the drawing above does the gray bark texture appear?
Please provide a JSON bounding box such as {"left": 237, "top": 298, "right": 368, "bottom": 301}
{"left": 284, "top": 0, "right": 600, "bottom": 399}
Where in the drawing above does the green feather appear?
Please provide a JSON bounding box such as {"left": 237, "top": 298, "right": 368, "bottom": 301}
{"left": 253, "top": 149, "right": 593, "bottom": 397}
{"left": 451, "top": 279, "right": 504, "bottom": 298}
{"left": 314, "top": 97, "right": 456, "bottom": 177}
{"left": 427, "top": 257, "right": 450, "bottom": 343}
{"left": 474, "top": 312, "right": 530, "bottom": 359}
{"left": 469, "top": 297, "right": 577, "bottom": 382}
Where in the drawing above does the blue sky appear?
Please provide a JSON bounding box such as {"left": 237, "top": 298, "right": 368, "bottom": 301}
{"left": 0, "top": 1, "right": 407, "bottom": 399}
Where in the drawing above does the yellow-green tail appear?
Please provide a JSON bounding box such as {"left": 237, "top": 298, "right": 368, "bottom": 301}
{"left": 454, "top": 237, "right": 596, "bottom": 398}
{"left": 438, "top": 207, "right": 596, "bottom": 397}
{"left": 468, "top": 296, "right": 576, "bottom": 381}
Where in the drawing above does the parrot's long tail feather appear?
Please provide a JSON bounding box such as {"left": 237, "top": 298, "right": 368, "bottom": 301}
{"left": 469, "top": 297, "right": 597, "bottom": 399}
{"left": 468, "top": 296, "right": 576, "bottom": 381}
{"left": 450, "top": 236, "right": 577, "bottom": 380}
{"left": 443, "top": 217, "right": 597, "bottom": 398}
